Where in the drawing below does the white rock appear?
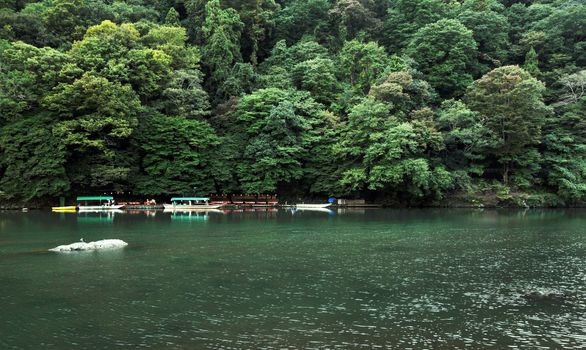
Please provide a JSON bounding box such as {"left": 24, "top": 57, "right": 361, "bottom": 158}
{"left": 49, "top": 239, "right": 128, "bottom": 252}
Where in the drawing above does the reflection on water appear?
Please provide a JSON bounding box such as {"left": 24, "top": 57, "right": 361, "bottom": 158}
{"left": 288, "top": 207, "right": 336, "bottom": 216}
{"left": 124, "top": 209, "right": 158, "bottom": 217}
{"left": 165, "top": 209, "right": 213, "bottom": 221}
{"left": 76, "top": 210, "right": 121, "bottom": 223}
{"left": 0, "top": 209, "right": 585, "bottom": 349}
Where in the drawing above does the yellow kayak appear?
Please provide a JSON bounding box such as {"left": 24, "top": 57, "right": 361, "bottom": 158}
{"left": 52, "top": 206, "right": 77, "bottom": 212}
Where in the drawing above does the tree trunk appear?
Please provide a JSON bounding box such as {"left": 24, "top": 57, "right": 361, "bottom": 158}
{"left": 503, "top": 162, "right": 510, "bottom": 186}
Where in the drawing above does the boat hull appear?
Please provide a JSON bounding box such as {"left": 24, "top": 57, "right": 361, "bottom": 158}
{"left": 295, "top": 203, "right": 332, "bottom": 208}
{"left": 78, "top": 205, "right": 125, "bottom": 211}
{"left": 163, "top": 204, "right": 224, "bottom": 210}
{"left": 293, "top": 207, "right": 333, "bottom": 213}
{"left": 52, "top": 206, "right": 77, "bottom": 212}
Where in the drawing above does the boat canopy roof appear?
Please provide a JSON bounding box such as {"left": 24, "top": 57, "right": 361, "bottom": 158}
{"left": 77, "top": 196, "right": 114, "bottom": 201}
{"left": 171, "top": 197, "right": 209, "bottom": 201}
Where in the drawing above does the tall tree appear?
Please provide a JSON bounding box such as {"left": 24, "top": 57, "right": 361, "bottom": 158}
{"left": 159, "top": 69, "right": 210, "bottom": 119}
{"left": 529, "top": 4, "right": 586, "bottom": 70}
{"left": 334, "top": 97, "right": 450, "bottom": 199}
{"left": 437, "top": 99, "right": 495, "bottom": 188}
{"left": 329, "top": 0, "right": 383, "bottom": 42}
{"left": 337, "top": 39, "right": 389, "bottom": 94}
{"left": 274, "top": 0, "right": 331, "bottom": 44}
{"left": 233, "top": 88, "right": 326, "bottom": 193}
{"left": 0, "top": 41, "right": 69, "bottom": 123}
{"left": 221, "top": 0, "right": 279, "bottom": 66}
{"left": 165, "top": 7, "right": 181, "bottom": 26}
{"left": 41, "top": 0, "right": 88, "bottom": 45}
{"left": 42, "top": 73, "right": 141, "bottom": 191}
{"left": 383, "top": 0, "right": 450, "bottom": 53}
{"left": 134, "top": 112, "right": 218, "bottom": 195}
{"left": 0, "top": 114, "right": 69, "bottom": 201}
{"left": 542, "top": 71, "right": 586, "bottom": 203}
{"left": 407, "top": 19, "right": 478, "bottom": 98}
{"left": 259, "top": 39, "right": 337, "bottom": 102}
{"left": 523, "top": 47, "right": 540, "bottom": 78}
{"left": 457, "top": 0, "right": 510, "bottom": 73}
{"left": 201, "top": 0, "right": 244, "bottom": 98}
{"left": 465, "top": 65, "right": 550, "bottom": 186}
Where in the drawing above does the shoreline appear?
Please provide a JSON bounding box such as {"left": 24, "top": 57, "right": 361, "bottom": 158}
{"left": 2, "top": 190, "right": 584, "bottom": 210}
{"left": 2, "top": 203, "right": 584, "bottom": 211}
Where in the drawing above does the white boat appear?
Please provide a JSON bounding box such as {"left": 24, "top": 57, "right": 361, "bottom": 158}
{"left": 295, "top": 203, "right": 332, "bottom": 208}
{"left": 163, "top": 208, "right": 224, "bottom": 214}
{"left": 291, "top": 207, "right": 334, "bottom": 214}
{"left": 163, "top": 197, "right": 224, "bottom": 210}
{"left": 77, "top": 196, "right": 125, "bottom": 211}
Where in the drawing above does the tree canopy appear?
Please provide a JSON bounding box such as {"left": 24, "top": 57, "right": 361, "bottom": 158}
{"left": 0, "top": 0, "right": 584, "bottom": 206}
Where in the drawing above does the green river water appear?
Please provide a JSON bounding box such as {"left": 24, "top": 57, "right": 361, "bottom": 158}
{"left": 0, "top": 208, "right": 585, "bottom": 349}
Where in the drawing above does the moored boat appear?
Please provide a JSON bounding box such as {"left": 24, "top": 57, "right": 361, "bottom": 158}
{"left": 163, "top": 197, "right": 224, "bottom": 210}
{"left": 77, "top": 196, "right": 125, "bottom": 211}
{"left": 52, "top": 206, "right": 77, "bottom": 212}
{"left": 295, "top": 203, "right": 332, "bottom": 208}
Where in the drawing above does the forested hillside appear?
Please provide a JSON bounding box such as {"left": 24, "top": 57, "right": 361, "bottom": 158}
{"left": 0, "top": 0, "right": 585, "bottom": 206}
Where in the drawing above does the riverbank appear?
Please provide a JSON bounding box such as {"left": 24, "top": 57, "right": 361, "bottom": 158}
{"left": 2, "top": 193, "right": 583, "bottom": 210}
{"left": 431, "top": 189, "right": 585, "bottom": 208}
{"left": 2, "top": 182, "right": 584, "bottom": 211}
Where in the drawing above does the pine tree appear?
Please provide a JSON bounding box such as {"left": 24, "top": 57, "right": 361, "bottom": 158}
{"left": 165, "top": 8, "right": 181, "bottom": 27}
{"left": 523, "top": 47, "right": 541, "bottom": 78}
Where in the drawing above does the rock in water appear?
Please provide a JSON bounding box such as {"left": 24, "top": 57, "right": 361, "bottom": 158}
{"left": 49, "top": 239, "right": 128, "bottom": 252}
{"left": 522, "top": 291, "right": 569, "bottom": 302}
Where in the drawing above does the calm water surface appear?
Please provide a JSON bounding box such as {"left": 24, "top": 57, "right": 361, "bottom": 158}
{"left": 0, "top": 209, "right": 585, "bottom": 349}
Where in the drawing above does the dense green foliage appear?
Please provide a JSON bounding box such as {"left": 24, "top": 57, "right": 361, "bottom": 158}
{"left": 0, "top": 0, "right": 585, "bottom": 206}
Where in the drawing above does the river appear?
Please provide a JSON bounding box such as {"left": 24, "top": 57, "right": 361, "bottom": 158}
{"left": 0, "top": 209, "right": 585, "bottom": 349}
